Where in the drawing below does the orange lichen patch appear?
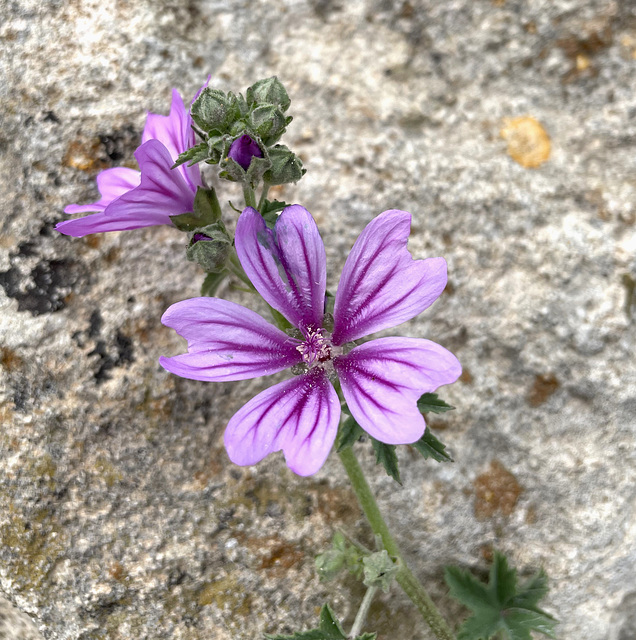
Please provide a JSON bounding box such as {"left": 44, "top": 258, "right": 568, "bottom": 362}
{"left": 313, "top": 482, "right": 361, "bottom": 525}
{"left": 459, "top": 368, "right": 474, "bottom": 384}
{"left": 474, "top": 461, "right": 522, "bottom": 519}
{"left": 500, "top": 117, "right": 551, "bottom": 168}
{"left": 256, "top": 538, "right": 304, "bottom": 576}
{"left": 527, "top": 373, "right": 560, "bottom": 407}
{"left": 63, "top": 139, "right": 108, "bottom": 172}
{"left": 0, "top": 347, "right": 23, "bottom": 371}
{"left": 82, "top": 235, "right": 102, "bottom": 250}
{"left": 480, "top": 544, "right": 494, "bottom": 562}
{"left": 108, "top": 562, "right": 128, "bottom": 582}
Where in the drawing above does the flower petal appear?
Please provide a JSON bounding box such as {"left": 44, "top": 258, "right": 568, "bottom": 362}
{"left": 335, "top": 337, "right": 461, "bottom": 444}
{"left": 224, "top": 369, "right": 340, "bottom": 476}
{"left": 159, "top": 297, "right": 302, "bottom": 381}
{"left": 142, "top": 89, "right": 201, "bottom": 191}
{"left": 63, "top": 167, "right": 141, "bottom": 215}
{"left": 235, "top": 205, "right": 327, "bottom": 330}
{"left": 332, "top": 210, "right": 448, "bottom": 345}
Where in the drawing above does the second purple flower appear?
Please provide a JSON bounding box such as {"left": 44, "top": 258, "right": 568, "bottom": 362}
{"left": 160, "top": 206, "right": 461, "bottom": 476}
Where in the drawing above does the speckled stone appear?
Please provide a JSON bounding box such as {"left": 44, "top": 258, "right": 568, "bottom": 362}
{"left": 1, "top": 1, "right": 635, "bottom": 639}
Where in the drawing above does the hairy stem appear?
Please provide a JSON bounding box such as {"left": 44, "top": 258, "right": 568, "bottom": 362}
{"left": 242, "top": 182, "right": 257, "bottom": 209}
{"left": 349, "top": 585, "right": 377, "bottom": 639}
{"left": 337, "top": 447, "right": 455, "bottom": 640}
{"left": 257, "top": 181, "right": 271, "bottom": 212}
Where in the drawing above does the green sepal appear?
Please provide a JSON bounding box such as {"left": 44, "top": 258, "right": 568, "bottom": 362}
{"left": 412, "top": 429, "right": 453, "bottom": 463}
{"left": 336, "top": 415, "right": 364, "bottom": 452}
{"left": 170, "top": 187, "right": 222, "bottom": 231}
{"left": 269, "top": 305, "right": 293, "bottom": 331}
{"left": 219, "top": 147, "right": 271, "bottom": 188}
{"left": 263, "top": 144, "right": 306, "bottom": 185}
{"left": 315, "top": 531, "right": 364, "bottom": 582}
{"left": 445, "top": 551, "right": 557, "bottom": 640}
{"left": 247, "top": 76, "right": 291, "bottom": 112}
{"left": 172, "top": 142, "right": 210, "bottom": 168}
{"left": 261, "top": 199, "right": 290, "bottom": 228}
{"left": 200, "top": 271, "right": 227, "bottom": 297}
{"left": 185, "top": 222, "right": 232, "bottom": 273}
{"left": 417, "top": 392, "right": 455, "bottom": 414}
{"left": 362, "top": 550, "right": 399, "bottom": 593}
{"left": 370, "top": 438, "right": 401, "bottom": 485}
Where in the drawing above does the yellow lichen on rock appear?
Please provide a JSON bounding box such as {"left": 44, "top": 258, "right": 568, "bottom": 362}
{"left": 500, "top": 116, "right": 551, "bottom": 168}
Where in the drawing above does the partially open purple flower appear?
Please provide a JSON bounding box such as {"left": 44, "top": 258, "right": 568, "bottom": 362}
{"left": 57, "top": 90, "right": 202, "bottom": 237}
{"left": 160, "top": 206, "right": 461, "bottom": 476}
{"left": 227, "top": 134, "right": 263, "bottom": 170}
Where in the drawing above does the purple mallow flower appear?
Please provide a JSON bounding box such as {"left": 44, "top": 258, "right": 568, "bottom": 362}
{"left": 160, "top": 206, "right": 461, "bottom": 476}
{"left": 57, "top": 90, "right": 202, "bottom": 237}
{"left": 227, "top": 134, "right": 263, "bottom": 170}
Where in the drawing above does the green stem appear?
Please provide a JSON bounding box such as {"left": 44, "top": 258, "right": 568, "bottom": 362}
{"left": 242, "top": 182, "right": 257, "bottom": 209}
{"left": 337, "top": 447, "right": 455, "bottom": 640}
{"left": 227, "top": 250, "right": 255, "bottom": 291}
{"left": 257, "top": 181, "right": 271, "bottom": 212}
{"left": 349, "top": 585, "right": 377, "bottom": 639}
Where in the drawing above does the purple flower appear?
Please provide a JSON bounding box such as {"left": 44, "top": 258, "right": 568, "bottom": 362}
{"left": 227, "top": 134, "right": 263, "bottom": 170}
{"left": 160, "top": 206, "right": 461, "bottom": 476}
{"left": 57, "top": 90, "right": 202, "bottom": 237}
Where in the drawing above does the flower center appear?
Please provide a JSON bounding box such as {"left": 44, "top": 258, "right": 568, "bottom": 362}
{"left": 297, "top": 328, "right": 332, "bottom": 366}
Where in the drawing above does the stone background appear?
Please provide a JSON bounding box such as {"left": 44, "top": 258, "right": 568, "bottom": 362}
{"left": 1, "top": 0, "right": 635, "bottom": 638}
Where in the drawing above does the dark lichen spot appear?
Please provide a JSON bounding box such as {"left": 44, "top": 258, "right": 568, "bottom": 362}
{"left": 474, "top": 460, "right": 522, "bottom": 519}
{"left": 0, "top": 258, "right": 86, "bottom": 316}
{"left": 88, "top": 309, "right": 103, "bottom": 337}
{"left": 89, "top": 331, "right": 135, "bottom": 383}
{"left": 99, "top": 124, "right": 138, "bottom": 162}
{"left": 528, "top": 373, "right": 560, "bottom": 407}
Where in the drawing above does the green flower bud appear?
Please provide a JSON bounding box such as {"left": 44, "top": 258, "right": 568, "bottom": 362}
{"left": 185, "top": 222, "right": 231, "bottom": 273}
{"left": 191, "top": 88, "right": 233, "bottom": 134}
{"left": 249, "top": 105, "right": 292, "bottom": 146}
{"left": 246, "top": 77, "right": 291, "bottom": 112}
{"left": 263, "top": 145, "right": 305, "bottom": 185}
{"left": 362, "top": 550, "right": 399, "bottom": 593}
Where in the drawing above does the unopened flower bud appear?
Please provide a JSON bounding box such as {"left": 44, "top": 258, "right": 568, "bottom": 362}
{"left": 227, "top": 134, "right": 263, "bottom": 170}
{"left": 186, "top": 222, "right": 231, "bottom": 273}
{"left": 246, "top": 77, "right": 291, "bottom": 112}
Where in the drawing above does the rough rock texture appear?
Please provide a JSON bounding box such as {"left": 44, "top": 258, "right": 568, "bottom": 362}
{"left": 1, "top": 0, "right": 635, "bottom": 639}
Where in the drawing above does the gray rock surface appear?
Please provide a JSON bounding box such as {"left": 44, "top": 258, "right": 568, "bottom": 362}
{"left": 1, "top": 0, "right": 635, "bottom": 638}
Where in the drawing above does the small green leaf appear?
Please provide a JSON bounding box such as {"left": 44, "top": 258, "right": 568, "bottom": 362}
{"left": 200, "top": 271, "right": 226, "bottom": 297}
{"left": 261, "top": 199, "right": 290, "bottom": 228}
{"left": 412, "top": 429, "right": 453, "bottom": 463}
{"left": 173, "top": 142, "right": 210, "bottom": 168}
{"left": 370, "top": 438, "right": 401, "bottom": 485}
{"left": 353, "top": 634, "right": 377, "bottom": 640}
{"left": 336, "top": 416, "right": 364, "bottom": 452}
{"left": 445, "top": 552, "right": 557, "bottom": 640}
{"left": 417, "top": 392, "right": 455, "bottom": 414}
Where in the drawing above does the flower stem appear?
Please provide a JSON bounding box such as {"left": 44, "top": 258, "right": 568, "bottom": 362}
{"left": 257, "top": 181, "right": 271, "bottom": 212}
{"left": 242, "top": 182, "right": 257, "bottom": 209}
{"left": 349, "top": 585, "right": 377, "bottom": 639}
{"left": 337, "top": 447, "right": 455, "bottom": 640}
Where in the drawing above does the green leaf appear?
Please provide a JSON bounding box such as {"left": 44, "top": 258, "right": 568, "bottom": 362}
{"left": 173, "top": 142, "right": 210, "bottom": 168}
{"left": 200, "top": 271, "right": 226, "bottom": 297}
{"left": 261, "top": 199, "right": 290, "bottom": 228}
{"left": 336, "top": 416, "right": 364, "bottom": 452}
{"left": 370, "top": 438, "right": 401, "bottom": 485}
{"left": 264, "top": 604, "right": 346, "bottom": 640}
{"left": 412, "top": 429, "right": 453, "bottom": 463}
{"left": 353, "top": 634, "right": 377, "bottom": 640}
{"left": 445, "top": 552, "right": 557, "bottom": 640}
{"left": 417, "top": 392, "right": 455, "bottom": 414}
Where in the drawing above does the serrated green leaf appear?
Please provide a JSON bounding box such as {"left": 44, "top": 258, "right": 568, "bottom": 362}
{"left": 336, "top": 416, "right": 364, "bottom": 452}
{"left": 412, "top": 429, "right": 453, "bottom": 462}
{"left": 261, "top": 199, "right": 290, "bottom": 228}
{"left": 370, "top": 438, "right": 401, "bottom": 484}
{"left": 319, "top": 604, "right": 347, "bottom": 639}
{"left": 417, "top": 392, "right": 455, "bottom": 414}
{"left": 445, "top": 552, "right": 557, "bottom": 640}
{"left": 200, "top": 270, "right": 226, "bottom": 297}
{"left": 173, "top": 142, "right": 210, "bottom": 168}
{"left": 353, "top": 634, "right": 377, "bottom": 640}
{"left": 362, "top": 550, "right": 399, "bottom": 592}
